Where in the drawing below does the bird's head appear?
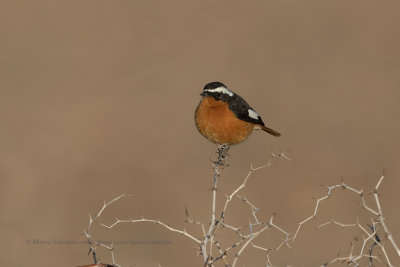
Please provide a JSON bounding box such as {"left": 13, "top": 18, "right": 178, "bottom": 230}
{"left": 201, "top": 82, "right": 235, "bottom": 101}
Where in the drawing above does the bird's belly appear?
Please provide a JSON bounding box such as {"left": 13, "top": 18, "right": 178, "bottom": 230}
{"left": 195, "top": 99, "right": 254, "bottom": 145}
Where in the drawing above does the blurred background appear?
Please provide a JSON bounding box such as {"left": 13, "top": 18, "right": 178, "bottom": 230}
{"left": 1, "top": 1, "right": 400, "bottom": 266}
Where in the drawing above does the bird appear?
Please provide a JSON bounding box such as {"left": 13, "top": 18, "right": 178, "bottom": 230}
{"left": 195, "top": 82, "right": 281, "bottom": 145}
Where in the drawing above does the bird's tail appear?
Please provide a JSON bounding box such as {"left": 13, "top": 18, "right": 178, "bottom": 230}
{"left": 261, "top": 126, "right": 281, "bottom": 137}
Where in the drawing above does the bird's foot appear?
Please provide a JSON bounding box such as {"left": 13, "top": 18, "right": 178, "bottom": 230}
{"left": 214, "top": 144, "right": 231, "bottom": 167}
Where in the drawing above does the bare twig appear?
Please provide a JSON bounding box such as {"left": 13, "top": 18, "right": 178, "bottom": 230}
{"left": 295, "top": 174, "right": 398, "bottom": 266}
{"left": 82, "top": 150, "right": 399, "bottom": 267}
{"left": 83, "top": 194, "right": 131, "bottom": 267}
{"left": 101, "top": 218, "right": 202, "bottom": 244}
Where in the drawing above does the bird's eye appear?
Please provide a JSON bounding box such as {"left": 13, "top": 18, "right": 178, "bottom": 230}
{"left": 214, "top": 93, "right": 221, "bottom": 98}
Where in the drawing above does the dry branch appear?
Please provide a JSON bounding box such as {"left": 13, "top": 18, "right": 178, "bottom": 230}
{"left": 81, "top": 151, "right": 399, "bottom": 267}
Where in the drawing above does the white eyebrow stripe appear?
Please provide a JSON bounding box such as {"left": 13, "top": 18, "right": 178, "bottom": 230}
{"left": 204, "top": 86, "right": 234, "bottom": 96}
{"left": 248, "top": 109, "right": 259, "bottom": 120}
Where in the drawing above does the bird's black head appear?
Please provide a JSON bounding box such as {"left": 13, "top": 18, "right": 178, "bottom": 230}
{"left": 204, "top": 82, "right": 226, "bottom": 90}
{"left": 201, "top": 81, "right": 235, "bottom": 101}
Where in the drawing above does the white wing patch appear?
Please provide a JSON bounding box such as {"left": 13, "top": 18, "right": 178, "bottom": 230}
{"left": 204, "top": 86, "right": 234, "bottom": 96}
{"left": 248, "top": 109, "right": 259, "bottom": 120}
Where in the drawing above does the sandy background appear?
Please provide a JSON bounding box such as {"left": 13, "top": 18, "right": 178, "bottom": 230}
{"left": 1, "top": 1, "right": 400, "bottom": 266}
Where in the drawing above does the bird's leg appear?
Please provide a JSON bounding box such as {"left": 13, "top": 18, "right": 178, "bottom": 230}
{"left": 216, "top": 144, "right": 230, "bottom": 167}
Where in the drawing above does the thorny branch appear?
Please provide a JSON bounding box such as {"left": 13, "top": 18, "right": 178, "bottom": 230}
{"left": 84, "top": 147, "right": 290, "bottom": 266}
{"left": 201, "top": 147, "right": 290, "bottom": 266}
{"left": 83, "top": 193, "right": 131, "bottom": 267}
{"left": 294, "top": 174, "right": 399, "bottom": 266}
{"left": 83, "top": 152, "right": 399, "bottom": 267}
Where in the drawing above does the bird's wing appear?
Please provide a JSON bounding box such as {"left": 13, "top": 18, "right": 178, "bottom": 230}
{"left": 228, "top": 94, "right": 265, "bottom": 126}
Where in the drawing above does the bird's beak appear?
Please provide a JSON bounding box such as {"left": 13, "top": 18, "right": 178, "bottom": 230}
{"left": 200, "top": 92, "right": 205, "bottom": 97}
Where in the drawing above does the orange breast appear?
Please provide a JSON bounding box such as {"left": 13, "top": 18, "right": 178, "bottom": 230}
{"left": 195, "top": 97, "right": 254, "bottom": 145}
